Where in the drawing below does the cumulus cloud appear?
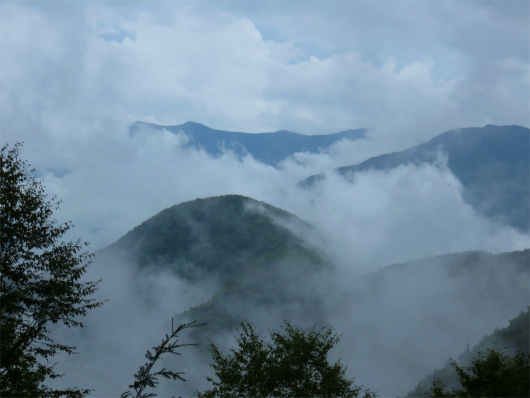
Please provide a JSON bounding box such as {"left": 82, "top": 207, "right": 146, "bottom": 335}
{"left": 1, "top": 1, "right": 528, "bottom": 396}
{"left": 283, "top": 161, "right": 529, "bottom": 274}
{"left": 2, "top": 1, "right": 528, "bottom": 150}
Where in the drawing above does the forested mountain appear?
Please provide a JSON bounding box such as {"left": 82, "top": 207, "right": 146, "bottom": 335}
{"left": 362, "top": 249, "right": 529, "bottom": 301}
{"left": 130, "top": 121, "right": 366, "bottom": 166}
{"left": 300, "top": 125, "right": 530, "bottom": 231}
{"left": 97, "top": 195, "right": 329, "bottom": 347}
{"left": 95, "top": 194, "right": 529, "bottom": 396}
{"left": 354, "top": 250, "right": 530, "bottom": 337}
{"left": 407, "top": 307, "right": 529, "bottom": 397}
{"left": 101, "top": 195, "right": 326, "bottom": 282}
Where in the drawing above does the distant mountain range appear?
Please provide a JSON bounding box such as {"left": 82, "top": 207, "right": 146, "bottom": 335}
{"left": 300, "top": 124, "right": 530, "bottom": 232}
{"left": 133, "top": 122, "right": 529, "bottom": 231}
{"left": 130, "top": 121, "right": 366, "bottom": 166}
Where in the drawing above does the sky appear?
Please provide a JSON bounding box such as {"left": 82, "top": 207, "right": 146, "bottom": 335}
{"left": 1, "top": 0, "right": 528, "bottom": 252}
{"left": 2, "top": 1, "right": 529, "bottom": 396}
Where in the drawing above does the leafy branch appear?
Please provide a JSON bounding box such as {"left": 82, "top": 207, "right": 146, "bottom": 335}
{"left": 121, "top": 319, "right": 205, "bottom": 398}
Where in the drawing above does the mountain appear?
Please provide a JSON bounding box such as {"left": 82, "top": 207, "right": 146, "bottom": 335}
{"left": 359, "top": 250, "right": 529, "bottom": 321}
{"left": 102, "top": 194, "right": 326, "bottom": 282}
{"left": 93, "top": 194, "right": 529, "bottom": 397}
{"left": 406, "top": 307, "right": 529, "bottom": 397}
{"left": 98, "top": 195, "right": 329, "bottom": 344}
{"left": 130, "top": 121, "right": 366, "bottom": 166}
{"left": 300, "top": 125, "right": 530, "bottom": 231}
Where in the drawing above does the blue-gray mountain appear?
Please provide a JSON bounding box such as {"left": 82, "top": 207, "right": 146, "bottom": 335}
{"left": 130, "top": 121, "right": 366, "bottom": 166}
{"left": 300, "top": 125, "right": 530, "bottom": 232}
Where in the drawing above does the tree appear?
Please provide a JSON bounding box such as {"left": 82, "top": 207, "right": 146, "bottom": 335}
{"left": 121, "top": 320, "right": 205, "bottom": 398}
{"left": 195, "top": 320, "right": 377, "bottom": 398}
{"left": 426, "top": 347, "right": 530, "bottom": 397}
{"left": 0, "top": 143, "right": 104, "bottom": 397}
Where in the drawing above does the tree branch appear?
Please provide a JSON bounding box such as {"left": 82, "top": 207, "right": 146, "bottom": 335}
{"left": 121, "top": 319, "right": 205, "bottom": 398}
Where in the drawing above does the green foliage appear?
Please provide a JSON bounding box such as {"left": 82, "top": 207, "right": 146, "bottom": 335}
{"left": 122, "top": 320, "right": 205, "bottom": 398}
{"left": 408, "top": 308, "right": 529, "bottom": 397}
{"left": 108, "top": 194, "right": 329, "bottom": 349}
{"left": 0, "top": 143, "right": 104, "bottom": 397}
{"left": 425, "top": 347, "right": 530, "bottom": 398}
{"left": 478, "top": 307, "right": 530, "bottom": 355}
{"left": 195, "top": 320, "right": 377, "bottom": 398}
{"left": 111, "top": 194, "right": 325, "bottom": 281}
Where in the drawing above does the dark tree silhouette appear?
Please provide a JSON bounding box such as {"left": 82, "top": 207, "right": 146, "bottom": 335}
{"left": 121, "top": 320, "right": 205, "bottom": 398}
{"left": 196, "top": 320, "right": 377, "bottom": 398}
{"left": 426, "top": 347, "right": 530, "bottom": 398}
{"left": 1, "top": 143, "right": 104, "bottom": 397}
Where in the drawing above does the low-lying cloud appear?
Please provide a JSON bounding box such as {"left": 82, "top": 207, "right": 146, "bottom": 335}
{"left": 38, "top": 125, "right": 527, "bottom": 269}
{"left": 2, "top": 2, "right": 528, "bottom": 396}
{"left": 41, "top": 127, "right": 529, "bottom": 397}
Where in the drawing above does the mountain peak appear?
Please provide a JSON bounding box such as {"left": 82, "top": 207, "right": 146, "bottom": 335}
{"left": 181, "top": 121, "right": 209, "bottom": 128}
{"left": 103, "top": 194, "right": 322, "bottom": 282}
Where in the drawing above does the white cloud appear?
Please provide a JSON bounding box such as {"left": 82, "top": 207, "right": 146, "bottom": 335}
{"left": 1, "top": 1, "right": 528, "bottom": 395}
{"left": 36, "top": 124, "right": 528, "bottom": 273}
{"left": 286, "top": 161, "right": 528, "bottom": 274}
{"left": 2, "top": 0, "right": 527, "bottom": 149}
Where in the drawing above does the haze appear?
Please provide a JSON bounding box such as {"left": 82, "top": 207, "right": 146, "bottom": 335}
{"left": 1, "top": 1, "right": 528, "bottom": 397}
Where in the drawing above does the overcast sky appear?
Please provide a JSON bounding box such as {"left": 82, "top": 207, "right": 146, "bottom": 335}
{"left": 1, "top": 0, "right": 529, "bottom": 254}
{"left": 2, "top": 2, "right": 529, "bottom": 395}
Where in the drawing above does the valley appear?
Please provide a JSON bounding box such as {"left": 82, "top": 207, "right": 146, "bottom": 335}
{"left": 3, "top": 2, "right": 529, "bottom": 396}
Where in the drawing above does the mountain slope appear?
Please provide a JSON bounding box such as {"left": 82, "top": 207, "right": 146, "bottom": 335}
{"left": 326, "top": 249, "right": 529, "bottom": 397}
{"left": 406, "top": 307, "right": 529, "bottom": 397}
{"left": 130, "top": 121, "right": 366, "bottom": 166}
{"left": 300, "top": 125, "right": 530, "bottom": 231}
{"left": 102, "top": 195, "right": 326, "bottom": 283}
{"left": 92, "top": 195, "right": 528, "bottom": 396}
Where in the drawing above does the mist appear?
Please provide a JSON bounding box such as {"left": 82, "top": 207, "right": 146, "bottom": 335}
{"left": 40, "top": 125, "right": 529, "bottom": 268}
{"left": 2, "top": 1, "right": 528, "bottom": 397}
{"left": 45, "top": 131, "right": 528, "bottom": 396}
{"left": 326, "top": 252, "right": 529, "bottom": 396}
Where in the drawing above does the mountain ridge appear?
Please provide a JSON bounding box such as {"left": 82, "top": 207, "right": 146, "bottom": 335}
{"left": 300, "top": 124, "right": 530, "bottom": 231}
{"left": 130, "top": 121, "right": 367, "bottom": 166}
